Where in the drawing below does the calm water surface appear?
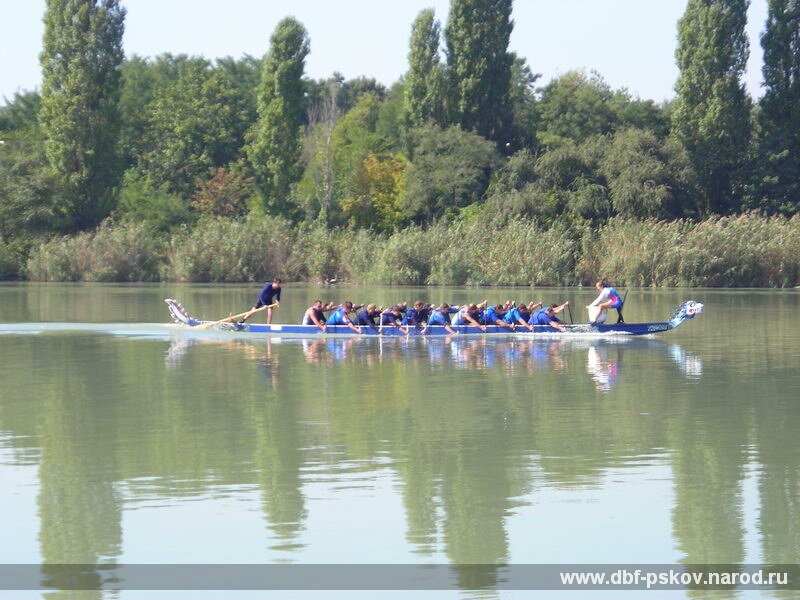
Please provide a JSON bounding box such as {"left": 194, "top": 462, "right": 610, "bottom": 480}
{"left": 0, "top": 283, "right": 798, "bottom": 598}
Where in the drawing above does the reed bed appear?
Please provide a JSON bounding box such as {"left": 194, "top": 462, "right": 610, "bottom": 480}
{"left": 23, "top": 213, "right": 800, "bottom": 287}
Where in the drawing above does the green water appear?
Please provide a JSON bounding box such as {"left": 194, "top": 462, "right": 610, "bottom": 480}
{"left": 0, "top": 283, "right": 798, "bottom": 598}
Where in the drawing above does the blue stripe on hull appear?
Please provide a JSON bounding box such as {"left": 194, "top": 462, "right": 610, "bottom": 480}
{"left": 235, "top": 322, "right": 673, "bottom": 337}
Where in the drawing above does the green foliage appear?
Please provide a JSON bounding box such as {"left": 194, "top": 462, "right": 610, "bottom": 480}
{"left": 753, "top": 0, "right": 800, "bottom": 214}
{"left": 578, "top": 214, "right": 800, "bottom": 287}
{"left": 405, "top": 9, "right": 448, "bottom": 129}
{"left": 0, "top": 91, "right": 41, "bottom": 132}
{"left": 39, "top": 0, "right": 126, "bottom": 231}
{"left": 340, "top": 152, "right": 408, "bottom": 231}
{"left": 506, "top": 53, "right": 540, "bottom": 152}
{"left": 246, "top": 17, "right": 310, "bottom": 217}
{"left": 165, "top": 216, "right": 294, "bottom": 282}
{"left": 536, "top": 71, "right": 620, "bottom": 148}
{"left": 301, "top": 92, "right": 388, "bottom": 227}
{"left": 672, "top": 0, "right": 754, "bottom": 214}
{"left": 137, "top": 60, "right": 249, "bottom": 198}
{"left": 597, "top": 128, "right": 699, "bottom": 219}
{"left": 445, "top": 0, "right": 514, "bottom": 143}
{"left": 114, "top": 171, "right": 192, "bottom": 232}
{"left": 375, "top": 82, "right": 408, "bottom": 153}
{"left": 403, "top": 124, "right": 500, "bottom": 223}
{"left": 0, "top": 130, "right": 65, "bottom": 239}
{"left": 26, "top": 220, "right": 164, "bottom": 282}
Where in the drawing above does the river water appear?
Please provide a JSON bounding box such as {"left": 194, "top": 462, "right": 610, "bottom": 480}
{"left": 0, "top": 283, "right": 798, "bottom": 599}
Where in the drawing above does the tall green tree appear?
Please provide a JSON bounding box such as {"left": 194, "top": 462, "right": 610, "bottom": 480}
{"left": 246, "top": 17, "right": 310, "bottom": 216}
{"left": 405, "top": 9, "right": 447, "bottom": 128}
{"left": 136, "top": 60, "right": 249, "bottom": 199}
{"left": 672, "top": 0, "right": 753, "bottom": 215}
{"left": 445, "top": 0, "right": 514, "bottom": 145}
{"left": 536, "top": 71, "right": 619, "bottom": 148}
{"left": 402, "top": 124, "right": 500, "bottom": 223}
{"left": 756, "top": 0, "right": 800, "bottom": 213}
{"left": 39, "top": 0, "right": 126, "bottom": 230}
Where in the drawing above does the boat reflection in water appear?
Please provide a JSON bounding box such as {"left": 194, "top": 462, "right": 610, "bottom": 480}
{"left": 165, "top": 334, "right": 703, "bottom": 392}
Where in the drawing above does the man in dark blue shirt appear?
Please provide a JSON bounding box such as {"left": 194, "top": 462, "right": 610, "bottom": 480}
{"left": 244, "top": 278, "right": 281, "bottom": 324}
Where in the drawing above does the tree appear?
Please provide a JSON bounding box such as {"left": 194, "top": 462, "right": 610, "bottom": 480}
{"left": 402, "top": 124, "right": 500, "bottom": 223}
{"left": 39, "top": 0, "right": 126, "bottom": 230}
{"left": 405, "top": 9, "right": 447, "bottom": 128}
{"left": 341, "top": 153, "right": 408, "bottom": 231}
{"left": 298, "top": 79, "right": 340, "bottom": 224}
{"left": 445, "top": 0, "right": 514, "bottom": 144}
{"left": 137, "top": 60, "right": 249, "bottom": 199}
{"left": 246, "top": 17, "right": 310, "bottom": 216}
{"left": 536, "top": 71, "right": 619, "bottom": 148}
{"left": 672, "top": 0, "right": 753, "bottom": 214}
{"left": 506, "top": 53, "right": 540, "bottom": 152}
{"left": 0, "top": 130, "right": 64, "bottom": 240}
{"left": 598, "top": 128, "right": 699, "bottom": 219}
{"left": 0, "top": 91, "right": 41, "bottom": 132}
{"left": 755, "top": 0, "right": 800, "bottom": 213}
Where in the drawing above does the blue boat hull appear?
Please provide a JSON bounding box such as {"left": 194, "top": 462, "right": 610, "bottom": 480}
{"left": 237, "top": 321, "right": 673, "bottom": 336}
{"left": 165, "top": 298, "right": 704, "bottom": 338}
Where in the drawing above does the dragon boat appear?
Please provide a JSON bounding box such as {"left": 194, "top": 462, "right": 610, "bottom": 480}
{"left": 165, "top": 299, "right": 704, "bottom": 338}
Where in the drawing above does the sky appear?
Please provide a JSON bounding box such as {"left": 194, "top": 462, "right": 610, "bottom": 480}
{"left": 2, "top": 0, "right": 770, "bottom": 105}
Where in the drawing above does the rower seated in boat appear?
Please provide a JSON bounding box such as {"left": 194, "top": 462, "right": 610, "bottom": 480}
{"left": 504, "top": 301, "right": 539, "bottom": 332}
{"left": 380, "top": 306, "right": 409, "bottom": 334}
{"left": 355, "top": 304, "right": 381, "bottom": 333}
{"left": 529, "top": 302, "right": 569, "bottom": 332}
{"left": 327, "top": 301, "right": 363, "bottom": 334}
{"left": 453, "top": 304, "right": 487, "bottom": 332}
{"left": 302, "top": 300, "right": 333, "bottom": 332}
{"left": 483, "top": 303, "right": 515, "bottom": 330}
{"left": 423, "top": 303, "right": 459, "bottom": 335}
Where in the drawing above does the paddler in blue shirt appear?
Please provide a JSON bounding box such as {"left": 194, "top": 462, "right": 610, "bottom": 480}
{"left": 530, "top": 302, "right": 569, "bottom": 332}
{"left": 243, "top": 277, "right": 281, "bottom": 324}
{"left": 483, "top": 303, "right": 515, "bottom": 330}
{"left": 327, "top": 301, "right": 363, "bottom": 334}
{"left": 504, "top": 301, "right": 541, "bottom": 332}
{"left": 402, "top": 301, "right": 428, "bottom": 331}
{"left": 380, "top": 306, "right": 409, "bottom": 334}
{"left": 423, "top": 303, "right": 459, "bottom": 335}
{"left": 355, "top": 304, "right": 381, "bottom": 333}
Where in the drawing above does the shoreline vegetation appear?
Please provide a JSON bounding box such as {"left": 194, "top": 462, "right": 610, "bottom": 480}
{"left": 3, "top": 2, "right": 800, "bottom": 288}
{"left": 20, "top": 213, "right": 800, "bottom": 288}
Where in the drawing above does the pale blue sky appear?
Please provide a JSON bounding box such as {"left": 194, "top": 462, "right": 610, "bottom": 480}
{"left": 2, "top": 0, "right": 769, "bottom": 105}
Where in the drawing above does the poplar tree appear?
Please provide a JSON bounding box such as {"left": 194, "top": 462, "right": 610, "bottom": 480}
{"left": 444, "top": 0, "right": 514, "bottom": 144}
{"left": 246, "top": 17, "right": 309, "bottom": 216}
{"left": 39, "top": 0, "right": 126, "bottom": 230}
{"left": 757, "top": 0, "right": 800, "bottom": 213}
{"left": 405, "top": 9, "right": 447, "bottom": 128}
{"left": 672, "top": 0, "right": 753, "bottom": 214}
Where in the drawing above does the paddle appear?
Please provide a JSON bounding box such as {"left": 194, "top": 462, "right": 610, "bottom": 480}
{"left": 197, "top": 303, "right": 277, "bottom": 330}
{"left": 567, "top": 302, "right": 574, "bottom": 324}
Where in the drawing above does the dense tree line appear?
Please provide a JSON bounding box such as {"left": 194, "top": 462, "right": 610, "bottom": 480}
{"left": 1, "top": 0, "right": 799, "bottom": 282}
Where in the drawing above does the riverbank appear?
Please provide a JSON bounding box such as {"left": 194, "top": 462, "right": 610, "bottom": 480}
{"left": 15, "top": 213, "right": 800, "bottom": 287}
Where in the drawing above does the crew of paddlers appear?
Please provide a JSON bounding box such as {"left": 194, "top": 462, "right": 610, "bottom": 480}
{"left": 251, "top": 278, "right": 623, "bottom": 334}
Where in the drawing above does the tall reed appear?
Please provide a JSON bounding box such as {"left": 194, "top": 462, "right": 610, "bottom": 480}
{"left": 26, "top": 220, "right": 164, "bottom": 282}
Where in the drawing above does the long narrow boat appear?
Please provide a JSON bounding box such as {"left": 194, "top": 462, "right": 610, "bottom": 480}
{"left": 165, "top": 299, "right": 703, "bottom": 337}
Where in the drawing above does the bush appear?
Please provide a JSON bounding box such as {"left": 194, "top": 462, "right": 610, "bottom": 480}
{"left": 165, "top": 216, "right": 294, "bottom": 282}
{"left": 26, "top": 220, "right": 164, "bottom": 281}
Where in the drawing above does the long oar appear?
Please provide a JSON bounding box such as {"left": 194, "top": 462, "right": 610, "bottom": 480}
{"left": 197, "top": 303, "right": 277, "bottom": 330}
